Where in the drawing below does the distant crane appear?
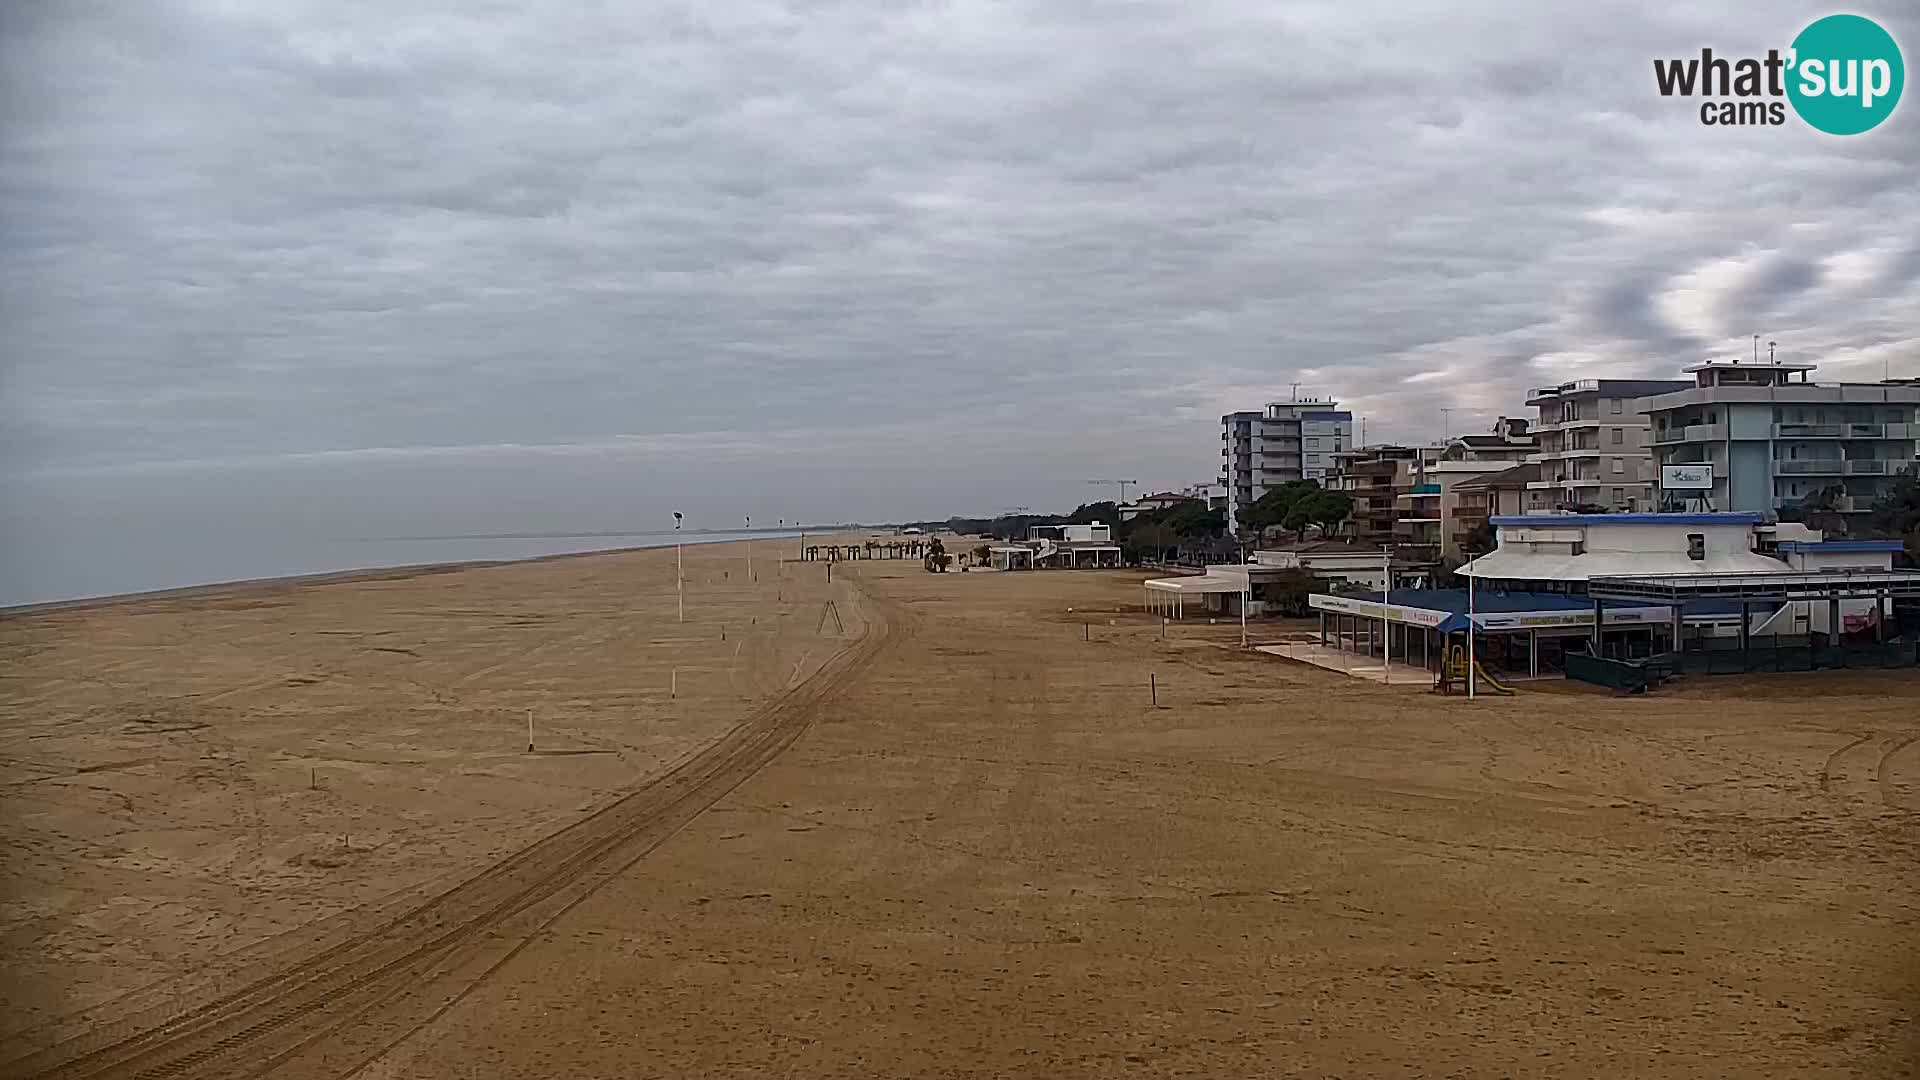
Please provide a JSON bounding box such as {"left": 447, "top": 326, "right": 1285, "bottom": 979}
{"left": 1087, "top": 479, "right": 1139, "bottom": 505}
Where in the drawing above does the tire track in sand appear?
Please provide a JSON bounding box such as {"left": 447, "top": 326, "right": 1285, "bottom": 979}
{"left": 0, "top": 581, "right": 895, "bottom": 1080}
{"left": 1818, "top": 732, "right": 1874, "bottom": 794}
{"left": 1874, "top": 732, "right": 1918, "bottom": 809}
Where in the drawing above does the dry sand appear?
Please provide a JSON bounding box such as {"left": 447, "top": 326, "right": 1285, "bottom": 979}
{"left": 0, "top": 536, "right": 863, "bottom": 1039}
{"left": 2, "top": 548, "right": 1916, "bottom": 1077}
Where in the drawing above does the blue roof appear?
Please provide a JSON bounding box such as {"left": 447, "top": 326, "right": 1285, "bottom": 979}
{"left": 1776, "top": 540, "right": 1904, "bottom": 552}
{"left": 1490, "top": 513, "right": 1764, "bottom": 527}
{"left": 1367, "top": 589, "right": 1762, "bottom": 633}
{"left": 1385, "top": 588, "right": 1590, "bottom": 613}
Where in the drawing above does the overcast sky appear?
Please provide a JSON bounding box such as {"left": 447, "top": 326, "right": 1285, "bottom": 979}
{"left": 3, "top": 0, "right": 1918, "bottom": 532}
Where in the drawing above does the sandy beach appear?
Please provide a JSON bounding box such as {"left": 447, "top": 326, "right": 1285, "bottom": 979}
{"left": 0, "top": 535, "right": 867, "bottom": 1044}
{"left": 2, "top": 547, "right": 1916, "bottom": 1078}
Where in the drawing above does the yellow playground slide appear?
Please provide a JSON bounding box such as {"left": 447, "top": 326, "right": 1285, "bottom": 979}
{"left": 1434, "top": 643, "right": 1517, "bottom": 695}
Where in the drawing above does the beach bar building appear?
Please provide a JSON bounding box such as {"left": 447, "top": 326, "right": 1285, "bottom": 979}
{"left": 989, "top": 523, "right": 1123, "bottom": 570}
{"left": 1301, "top": 512, "right": 1920, "bottom": 683}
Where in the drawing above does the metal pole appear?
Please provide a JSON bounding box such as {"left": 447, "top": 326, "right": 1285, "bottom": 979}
{"left": 526, "top": 708, "right": 534, "bottom": 753}
{"left": 1380, "top": 550, "right": 1391, "bottom": 675}
{"left": 1741, "top": 600, "right": 1752, "bottom": 670}
{"left": 746, "top": 515, "right": 753, "bottom": 582}
{"left": 1467, "top": 562, "right": 1476, "bottom": 699}
{"left": 1240, "top": 584, "right": 1249, "bottom": 649}
{"left": 674, "top": 512, "right": 684, "bottom": 624}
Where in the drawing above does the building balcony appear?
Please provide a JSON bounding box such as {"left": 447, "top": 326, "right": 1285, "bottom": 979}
{"left": 1652, "top": 422, "right": 1727, "bottom": 444}
{"left": 1774, "top": 460, "right": 1852, "bottom": 475}
{"left": 1525, "top": 477, "right": 1608, "bottom": 490}
{"left": 1844, "top": 459, "right": 1897, "bottom": 475}
{"left": 1774, "top": 459, "right": 1901, "bottom": 475}
{"left": 1775, "top": 494, "right": 1866, "bottom": 513}
{"left": 1772, "top": 422, "right": 1900, "bottom": 439}
{"left": 1530, "top": 446, "right": 1605, "bottom": 461}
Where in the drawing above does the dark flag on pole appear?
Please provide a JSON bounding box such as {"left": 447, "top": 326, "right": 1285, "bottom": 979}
{"left": 673, "top": 512, "right": 682, "bottom": 529}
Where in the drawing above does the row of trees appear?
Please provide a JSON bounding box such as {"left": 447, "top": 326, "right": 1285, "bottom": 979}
{"left": 910, "top": 479, "right": 1358, "bottom": 564}
{"left": 1234, "top": 480, "right": 1353, "bottom": 540}
{"left": 1868, "top": 467, "right": 1920, "bottom": 565}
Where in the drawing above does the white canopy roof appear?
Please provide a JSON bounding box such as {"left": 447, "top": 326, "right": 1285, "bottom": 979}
{"left": 1144, "top": 569, "right": 1249, "bottom": 594}
{"left": 1460, "top": 549, "right": 1789, "bottom": 582}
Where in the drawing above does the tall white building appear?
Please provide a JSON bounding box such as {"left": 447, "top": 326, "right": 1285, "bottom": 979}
{"left": 1220, "top": 397, "right": 1353, "bottom": 532}
{"left": 1642, "top": 360, "right": 1920, "bottom": 516}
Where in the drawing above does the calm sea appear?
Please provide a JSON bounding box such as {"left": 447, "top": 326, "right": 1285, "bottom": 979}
{"left": 0, "top": 530, "right": 808, "bottom": 610}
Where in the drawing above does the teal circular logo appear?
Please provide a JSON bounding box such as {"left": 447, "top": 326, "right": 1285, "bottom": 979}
{"left": 1787, "top": 14, "right": 1904, "bottom": 134}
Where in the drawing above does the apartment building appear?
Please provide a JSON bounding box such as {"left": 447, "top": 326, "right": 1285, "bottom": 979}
{"left": 1221, "top": 397, "right": 1352, "bottom": 532}
{"left": 1395, "top": 423, "right": 1540, "bottom": 562}
{"left": 1524, "top": 378, "right": 1691, "bottom": 511}
{"left": 1326, "top": 445, "right": 1427, "bottom": 549}
{"left": 1449, "top": 463, "right": 1539, "bottom": 553}
{"left": 1642, "top": 360, "right": 1920, "bottom": 516}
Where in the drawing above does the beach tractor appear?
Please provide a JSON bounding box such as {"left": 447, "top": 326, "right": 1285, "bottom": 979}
{"left": 923, "top": 537, "right": 952, "bottom": 573}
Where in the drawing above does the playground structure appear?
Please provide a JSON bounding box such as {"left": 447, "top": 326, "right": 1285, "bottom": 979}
{"left": 1433, "top": 640, "right": 1516, "bottom": 695}
{"left": 801, "top": 540, "right": 933, "bottom": 562}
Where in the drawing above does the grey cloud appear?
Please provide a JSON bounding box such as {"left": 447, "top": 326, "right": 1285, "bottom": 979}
{"left": 1591, "top": 267, "right": 1705, "bottom": 356}
{"left": 2, "top": 0, "right": 1918, "bottom": 528}
{"left": 1731, "top": 255, "right": 1820, "bottom": 324}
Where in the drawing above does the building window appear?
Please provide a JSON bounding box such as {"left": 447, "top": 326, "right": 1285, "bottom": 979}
{"left": 1611, "top": 487, "right": 1623, "bottom": 504}
{"left": 1611, "top": 457, "right": 1625, "bottom": 475}
{"left": 1687, "top": 534, "right": 1705, "bottom": 561}
{"left": 1610, "top": 398, "right": 1624, "bottom": 414}
{"left": 1611, "top": 427, "right": 1624, "bottom": 445}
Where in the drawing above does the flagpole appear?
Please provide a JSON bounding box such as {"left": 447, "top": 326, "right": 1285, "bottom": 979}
{"left": 674, "top": 512, "right": 684, "bottom": 623}
{"left": 746, "top": 515, "right": 753, "bottom": 582}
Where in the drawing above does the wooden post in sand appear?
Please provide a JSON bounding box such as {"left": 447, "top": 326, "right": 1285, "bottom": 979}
{"left": 1150, "top": 673, "right": 1158, "bottom": 707}
{"left": 526, "top": 708, "right": 535, "bottom": 753}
